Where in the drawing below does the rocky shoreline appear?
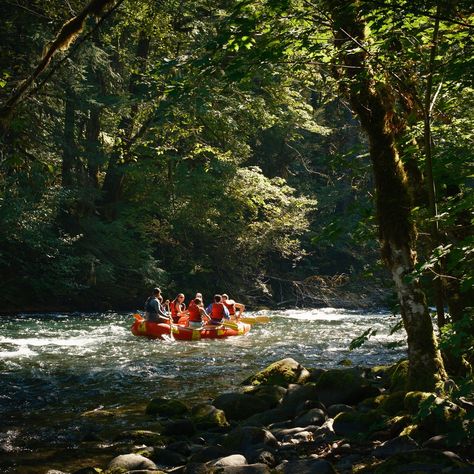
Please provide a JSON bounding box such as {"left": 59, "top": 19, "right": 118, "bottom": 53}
{"left": 44, "top": 357, "right": 473, "bottom": 474}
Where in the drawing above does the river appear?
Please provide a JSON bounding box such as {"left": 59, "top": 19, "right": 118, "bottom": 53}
{"left": 0, "top": 308, "right": 406, "bottom": 473}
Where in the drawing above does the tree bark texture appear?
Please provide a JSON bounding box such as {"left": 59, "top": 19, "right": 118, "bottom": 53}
{"left": 327, "top": 1, "right": 446, "bottom": 390}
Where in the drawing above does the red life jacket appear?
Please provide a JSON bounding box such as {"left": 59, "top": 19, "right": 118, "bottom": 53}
{"left": 170, "top": 300, "right": 185, "bottom": 318}
{"left": 211, "top": 302, "right": 225, "bottom": 321}
{"left": 223, "top": 300, "right": 236, "bottom": 315}
{"left": 188, "top": 301, "right": 201, "bottom": 322}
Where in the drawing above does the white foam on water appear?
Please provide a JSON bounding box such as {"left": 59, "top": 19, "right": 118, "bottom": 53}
{"left": 0, "top": 346, "right": 38, "bottom": 358}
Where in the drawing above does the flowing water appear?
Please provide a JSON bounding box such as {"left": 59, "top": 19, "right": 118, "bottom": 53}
{"left": 0, "top": 308, "right": 406, "bottom": 473}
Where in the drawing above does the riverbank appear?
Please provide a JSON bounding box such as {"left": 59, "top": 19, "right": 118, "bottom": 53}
{"left": 30, "top": 357, "right": 474, "bottom": 474}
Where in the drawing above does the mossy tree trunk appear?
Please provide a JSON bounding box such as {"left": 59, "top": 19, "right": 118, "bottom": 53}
{"left": 326, "top": 1, "right": 446, "bottom": 390}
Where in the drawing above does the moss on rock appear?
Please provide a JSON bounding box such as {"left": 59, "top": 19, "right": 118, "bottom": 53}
{"left": 241, "top": 358, "right": 310, "bottom": 387}
{"left": 389, "top": 360, "right": 409, "bottom": 392}
{"left": 315, "top": 368, "right": 380, "bottom": 406}
{"left": 190, "top": 403, "right": 229, "bottom": 430}
{"left": 145, "top": 398, "right": 189, "bottom": 417}
{"left": 333, "top": 409, "right": 387, "bottom": 437}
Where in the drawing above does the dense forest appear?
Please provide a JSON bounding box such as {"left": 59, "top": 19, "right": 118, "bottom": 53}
{"left": 0, "top": 0, "right": 473, "bottom": 388}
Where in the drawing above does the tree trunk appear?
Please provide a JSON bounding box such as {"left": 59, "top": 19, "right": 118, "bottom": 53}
{"left": 327, "top": 1, "right": 446, "bottom": 390}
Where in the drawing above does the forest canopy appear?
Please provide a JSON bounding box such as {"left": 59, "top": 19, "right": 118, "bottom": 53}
{"left": 0, "top": 0, "right": 472, "bottom": 345}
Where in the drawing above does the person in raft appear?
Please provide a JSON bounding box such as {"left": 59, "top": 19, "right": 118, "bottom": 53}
{"left": 222, "top": 293, "right": 245, "bottom": 319}
{"left": 169, "top": 293, "right": 186, "bottom": 323}
{"left": 144, "top": 288, "right": 170, "bottom": 323}
{"left": 187, "top": 297, "right": 209, "bottom": 329}
{"left": 206, "top": 294, "right": 230, "bottom": 325}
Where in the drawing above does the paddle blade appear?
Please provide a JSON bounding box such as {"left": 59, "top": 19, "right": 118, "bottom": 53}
{"left": 133, "top": 313, "right": 144, "bottom": 322}
{"left": 240, "top": 315, "right": 270, "bottom": 324}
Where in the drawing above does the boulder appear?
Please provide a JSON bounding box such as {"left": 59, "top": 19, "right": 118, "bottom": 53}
{"left": 403, "top": 392, "right": 466, "bottom": 438}
{"left": 389, "top": 360, "right": 409, "bottom": 392}
{"left": 208, "top": 454, "right": 248, "bottom": 467}
{"left": 371, "top": 435, "right": 419, "bottom": 458}
{"left": 146, "top": 397, "right": 189, "bottom": 417}
{"left": 162, "top": 418, "right": 196, "bottom": 436}
{"left": 223, "top": 426, "right": 279, "bottom": 453}
{"left": 376, "top": 391, "right": 406, "bottom": 415}
{"left": 333, "top": 409, "right": 386, "bottom": 437}
{"left": 275, "top": 458, "right": 337, "bottom": 474}
{"left": 293, "top": 408, "right": 326, "bottom": 428}
{"left": 241, "top": 408, "right": 290, "bottom": 428}
{"left": 314, "top": 369, "right": 380, "bottom": 406}
{"left": 149, "top": 446, "right": 187, "bottom": 466}
{"left": 113, "top": 429, "right": 163, "bottom": 445}
{"left": 191, "top": 403, "right": 229, "bottom": 430}
{"left": 213, "top": 392, "right": 271, "bottom": 421}
{"left": 188, "top": 445, "right": 236, "bottom": 464}
{"left": 365, "top": 449, "right": 470, "bottom": 473}
{"left": 215, "top": 465, "right": 271, "bottom": 473}
{"left": 106, "top": 453, "right": 158, "bottom": 472}
{"left": 243, "top": 385, "right": 287, "bottom": 408}
{"left": 279, "top": 384, "right": 321, "bottom": 417}
{"left": 241, "top": 358, "right": 310, "bottom": 387}
{"left": 327, "top": 404, "right": 354, "bottom": 418}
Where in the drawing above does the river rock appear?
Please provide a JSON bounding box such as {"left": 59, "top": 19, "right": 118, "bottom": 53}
{"left": 241, "top": 358, "right": 310, "bottom": 387}
{"left": 271, "top": 426, "right": 312, "bottom": 442}
{"left": 366, "top": 449, "right": 471, "bottom": 473}
{"left": 146, "top": 397, "right": 189, "bottom": 417}
{"left": 279, "top": 384, "right": 321, "bottom": 417}
{"left": 389, "top": 360, "right": 409, "bottom": 392}
{"left": 113, "top": 429, "right": 164, "bottom": 445}
{"left": 188, "top": 445, "right": 236, "bottom": 463}
{"left": 191, "top": 403, "right": 229, "bottom": 430}
{"left": 403, "top": 392, "right": 465, "bottom": 438}
{"left": 327, "top": 404, "right": 354, "bottom": 418}
{"left": 162, "top": 418, "right": 196, "bottom": 436}
{"left": 107, "top": 453, "right": 158, "bottom": 471}
{"left": 294, "top": 408, "right": 326, "bottom": 427}
{"left": 372, "top": 435, "right": 419, "bottom": 458}
{"left": 245, "top": 448, "right": 276, "bottom": 467}
{"left": 223, "top": 426, "right": 279, "bottom": 452}
{"left": 275, "top": 458, "right": 337, "bottom": 473}
{"left": 216, "top": 465, "right": 272, "bottom": 473}
{"left": 333, "top": 409, "right": 385, "bottom": 436}
{"left": 241, "top": 407, "right": 290, "bottom": 428}
{"left": 150, "top": 446, "right": 187, "bottom": 466}
{"left": 421, "top": 435, "right": 448, "bottom": 449}
{"left": 243, "top": 384, "right": 287, "bottom": 408}
{"left": 208, "top": 454, "right": 248, "bottom": 467}
{"left": 314, "top": 368, "right": 380, "bottom": 406}
{"left": 213, "top": 392, "right": 271, "bottom": 421}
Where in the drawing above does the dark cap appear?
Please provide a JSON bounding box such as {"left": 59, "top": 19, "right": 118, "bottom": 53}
{"left": 153, "top": 287, "right": 161, "bottom": 295}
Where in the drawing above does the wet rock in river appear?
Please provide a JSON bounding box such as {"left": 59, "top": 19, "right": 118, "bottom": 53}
{"left": 145, "top": 397, "right": 189, "bottom": 417}
{"left": 293, "top": 407, "right": 326, "bottom": 428}
{"left": 275, "top": 458, "right": 337, "bottom": 474}
{"left": 314, "top": 368, "right": 381, "bottom": 406}
{"left": 371, "top": 434, "right": 420, "bottom": 458}
{"left": 243, "top": 384, "right": 287, "bottom": 408}
{"left": 106, "top": 452, "right": 158, "bottom": 471}
{"left": 223, "top": 426, "right": 279, "bottom": 452}
{"left": 241, "top": 358, "right": 310, "bottom": 387}
{"left": 213, "top": 392, "right": 271, "bottom": 421}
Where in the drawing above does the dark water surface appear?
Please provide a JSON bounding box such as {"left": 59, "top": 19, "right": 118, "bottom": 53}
{"left": 0, "top": 308, "right": 406, "bottom": 473}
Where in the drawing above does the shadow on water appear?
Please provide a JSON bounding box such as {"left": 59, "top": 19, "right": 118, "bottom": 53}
{"left": 0, "top": 308, "right": 406, "bottom": 472}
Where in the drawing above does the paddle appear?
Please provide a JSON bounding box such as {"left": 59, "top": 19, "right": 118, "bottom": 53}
{"left": 239, "top": 315, "right": 270, "bottom": 324}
